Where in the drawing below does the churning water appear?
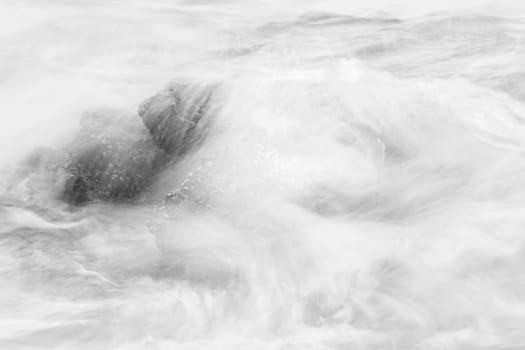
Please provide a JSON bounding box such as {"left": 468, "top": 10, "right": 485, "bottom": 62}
{"left": 2, "top": 0, "right": 525, "bottom": 349}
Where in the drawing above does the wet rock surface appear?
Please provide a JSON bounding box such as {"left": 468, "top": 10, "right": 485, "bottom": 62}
{"left": 62, "top": 83, "right": 220, "bottom": 205}
{"left": 138, "top": 82, "right": 217, "bottom": 157}
{"left": 63, "top": 110, "right": 168, "bottom": 205}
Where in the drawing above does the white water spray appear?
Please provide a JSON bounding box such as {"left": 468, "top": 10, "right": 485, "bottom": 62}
{"left": 2, "top": 1, "right": 525, "bottom": 349}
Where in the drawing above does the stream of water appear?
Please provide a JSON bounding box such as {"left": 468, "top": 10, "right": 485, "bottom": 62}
{"left": 2, "top": 1, "right": 525, "bottom": 349}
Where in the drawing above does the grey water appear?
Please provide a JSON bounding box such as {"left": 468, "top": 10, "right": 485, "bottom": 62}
{"left": 2, "top": 0, "right": 525, "bottom": 349}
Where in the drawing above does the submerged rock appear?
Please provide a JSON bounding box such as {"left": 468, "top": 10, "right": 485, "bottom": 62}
{"left": 63, "top": 110, "right": 168, "bottom": 205}
{"left": 62, "top": 82, "right": 221, "bottom": 205}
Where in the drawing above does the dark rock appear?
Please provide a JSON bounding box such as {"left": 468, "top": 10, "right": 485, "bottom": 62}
{"left": 62, "top": 110, "right": 168, "bottom": 205}
{"left": 138, "top": 82, "right": 218, "bottom": 157}
{"left": 62, "top": 82, "right": 220, "bottom": 205}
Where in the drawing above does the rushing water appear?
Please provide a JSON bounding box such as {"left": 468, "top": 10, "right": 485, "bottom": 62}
{"left": 2, "top": 1, "right": 525, "bottom": 349}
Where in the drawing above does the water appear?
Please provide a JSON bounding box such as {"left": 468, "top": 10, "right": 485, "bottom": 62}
{"left": 2, "top": 1, "right": 525, "bottom": 349}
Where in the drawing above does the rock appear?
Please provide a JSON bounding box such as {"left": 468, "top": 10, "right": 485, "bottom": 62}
{"left": 62, "top": 82, "right": 220, "bottom": 205}
{"left": 62, "top": 110, "right": 168, "bottom": 205}
{"left": 138, "top": 82, "right": 218, "bottom": 157}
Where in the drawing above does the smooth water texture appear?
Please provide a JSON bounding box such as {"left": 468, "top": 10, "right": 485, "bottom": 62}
{"left": 2, "top": 1, "right": 525, "bottom": 349}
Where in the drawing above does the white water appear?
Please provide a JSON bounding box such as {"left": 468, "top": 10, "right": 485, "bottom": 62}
{"left": 2, "top": 1, "right": 525, "bottom": 349}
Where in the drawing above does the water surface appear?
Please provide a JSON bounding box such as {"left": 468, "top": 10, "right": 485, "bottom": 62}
{"left": 2, "top": 1, "right": 525, "bottom": 349}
